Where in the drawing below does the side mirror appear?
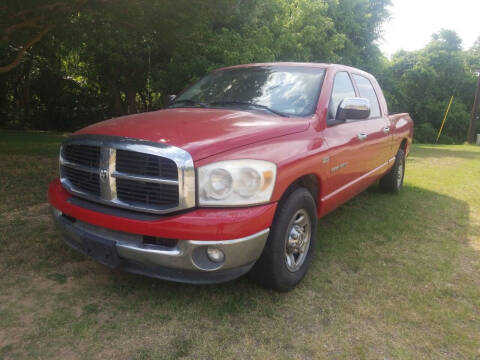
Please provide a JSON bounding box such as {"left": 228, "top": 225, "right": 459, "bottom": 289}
{"left": 336, "top": 98, "right": 370, "bottom": 121}
{"left": 164, "top": 94, "right": 177, "bottom": 107}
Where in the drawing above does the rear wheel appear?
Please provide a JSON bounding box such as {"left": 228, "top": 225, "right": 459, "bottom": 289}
{"left": 380, "top": 148, "right": 405, "bottom": 193}
{"left": 250, "top": 187, "right": 317, "bottom": 292}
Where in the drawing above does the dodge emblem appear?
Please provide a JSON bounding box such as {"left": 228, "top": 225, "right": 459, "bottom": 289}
{"left": 100, "top": 168, "right": 109, "bottom": 181}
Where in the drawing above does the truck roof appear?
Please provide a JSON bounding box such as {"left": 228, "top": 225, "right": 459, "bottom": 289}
{"left": 216, "top": 62, "right": 373, "bottom": 78}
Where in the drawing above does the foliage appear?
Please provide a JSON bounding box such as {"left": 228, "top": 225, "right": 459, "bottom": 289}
{"left": 413, "top": 122, "right": 436, "bottom": 144}
{"left": 0, "top": 0, "right": 88, "bottom": 73}
{"left": 0, "top": 0, "right": 390, "bottom": 130}
{"left": 381, "top": 29, "right": 478, "bottom": 144}
{"left": 0, "top": 1, "right": 479, "bottom": 143}
{"left": 325, "top": 0, "right": 391, "bottom": 73}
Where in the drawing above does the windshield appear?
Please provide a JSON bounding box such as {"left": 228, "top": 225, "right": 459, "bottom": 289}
{"left": 171, "top": 66, "right": 325, "bottom": 117}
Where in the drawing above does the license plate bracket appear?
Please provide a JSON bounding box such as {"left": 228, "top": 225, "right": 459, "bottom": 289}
{"left": 81, "top": 235, "right": 122, "bottom": 268}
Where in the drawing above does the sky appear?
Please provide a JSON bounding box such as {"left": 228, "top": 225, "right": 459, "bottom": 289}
{"left": 380, "top": 0, "right": 480, "bottom": 56}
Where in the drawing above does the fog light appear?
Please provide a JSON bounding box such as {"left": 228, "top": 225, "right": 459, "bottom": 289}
{"left": 206, "top": 247, "right": 225, "bottom": 263}
{"left": 52, "top": 208, "right": 62, "bottom": 217}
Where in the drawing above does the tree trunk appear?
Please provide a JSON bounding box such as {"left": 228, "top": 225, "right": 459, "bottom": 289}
{"left": 22, "top": 60, "right": 32, "bottom": 121}
{"left": 126, "top": 88, "right": 138, "bottom": 114}
{"left": 139, "top": 91, "right": 148, "bottom": 112}
{"left": 109, "top": 82, "right": 125, "bottom": 117}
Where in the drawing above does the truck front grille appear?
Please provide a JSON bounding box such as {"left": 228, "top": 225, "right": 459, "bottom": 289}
{"left": 116, "top": 149, "right": 178, "bottom": 180}
{"left": 63, "top": 166, "right": 101, "bottom": 196}
{"left": 116, "top": 179, "right": 179, "bottom": 206}
{"left": 59, "top": 136, "right": 195, "bottom": 214}
{"left": 63, "top": 144, "right": 100, "bottom": 168}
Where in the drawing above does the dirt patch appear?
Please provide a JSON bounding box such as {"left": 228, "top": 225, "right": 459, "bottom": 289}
{"left": 2, "top": 202, "right": 50, "bottom": 222}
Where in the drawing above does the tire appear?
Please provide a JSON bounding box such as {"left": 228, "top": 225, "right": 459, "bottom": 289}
{"left": 379, "top": 148, "right": 405, "bottom": 193}
{"left": 250, "top": 187, "right": 317, "bottom": 292}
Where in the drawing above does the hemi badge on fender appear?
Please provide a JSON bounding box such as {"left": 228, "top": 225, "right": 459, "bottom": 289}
{"left": 322, "top": 156, "right": 330, "bottom": 164}
{"left": 331, "top": 162, "right": 348, "bottom": 173}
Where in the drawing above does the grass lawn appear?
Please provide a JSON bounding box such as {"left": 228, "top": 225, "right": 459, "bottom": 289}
{"left": 0, "top": 131, "right": 479, "bottom": 359}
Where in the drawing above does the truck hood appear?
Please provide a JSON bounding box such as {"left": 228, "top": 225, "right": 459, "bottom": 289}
{"left": 76, "top": 108, "right": 309, "bottom": 160}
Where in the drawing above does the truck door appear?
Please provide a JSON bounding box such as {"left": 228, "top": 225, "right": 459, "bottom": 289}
{"left": 351, "top": 74, "right": 392, "bottom": 173}
{"left": 321, "top": 71, "right": 370, "bottom": 206}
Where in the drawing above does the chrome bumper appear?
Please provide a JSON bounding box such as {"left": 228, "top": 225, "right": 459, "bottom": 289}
{"left": 52, "top": 207, "right": 269, "bottom": 284}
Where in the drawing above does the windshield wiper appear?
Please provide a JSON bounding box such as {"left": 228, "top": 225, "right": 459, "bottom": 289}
{"left": 169, "top": 99, "right": 208, "bottom": 108}
{"left": 210, "top": 101, "right": 289, "bottom": 117}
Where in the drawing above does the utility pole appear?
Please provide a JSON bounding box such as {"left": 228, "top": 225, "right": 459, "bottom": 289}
{"left": 468, "top": 70, "right": 480, "bottom": 144}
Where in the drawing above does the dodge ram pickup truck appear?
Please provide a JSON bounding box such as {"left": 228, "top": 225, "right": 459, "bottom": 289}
{"left": 48, "top": 63, "right": 413, "bottom": 291}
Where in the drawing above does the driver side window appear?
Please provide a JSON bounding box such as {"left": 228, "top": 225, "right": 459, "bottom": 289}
{"left": 328, "top": 72, "right": 356, "bottom": 120}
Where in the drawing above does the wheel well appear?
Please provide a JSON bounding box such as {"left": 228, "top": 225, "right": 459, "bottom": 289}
{"left": 280, "top": 175, "right": 319, "bottom": 206}
{"left": 400, "top": 138, "right": 408, "bottom": 153}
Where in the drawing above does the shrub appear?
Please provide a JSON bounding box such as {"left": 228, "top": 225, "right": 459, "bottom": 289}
{"left": 414, "top": 123, "right": 437, "bottom": 144}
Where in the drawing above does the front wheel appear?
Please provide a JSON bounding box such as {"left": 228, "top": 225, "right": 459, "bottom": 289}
{"left": 250, "top": 188, "right": 317, "bottom": 292}
{"left": 379, "top": 148, "right": 405, "bottom": 193}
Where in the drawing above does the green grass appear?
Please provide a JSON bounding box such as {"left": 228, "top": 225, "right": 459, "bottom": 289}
{"left": 0, "top": 131, "right": 479, "bottom": 359}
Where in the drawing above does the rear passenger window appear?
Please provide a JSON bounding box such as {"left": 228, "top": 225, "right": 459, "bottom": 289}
{"left": 328, "top": 72, "right": 356, "bottom": 120}
{"left": 352, "top": 74, "right": 381, "bottom": 118}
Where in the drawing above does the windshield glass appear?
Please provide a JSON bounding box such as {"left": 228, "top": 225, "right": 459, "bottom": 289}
{"left": 172, "top": 66, "right": 325, "bottom": 117}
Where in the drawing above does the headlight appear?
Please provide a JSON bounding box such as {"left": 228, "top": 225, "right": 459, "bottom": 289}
{"left": 198, "top": 160, "right": 277, "bottom": 206}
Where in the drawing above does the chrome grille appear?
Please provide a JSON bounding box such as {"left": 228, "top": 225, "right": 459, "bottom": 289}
{"left": 116, "top": 179, "right": 179, "bottom": 206}
{"left": 116, "top": 150, "right": 178, "bottom": 180}
{"left": 63, "top": 166, "right": 101, "bottom": 196}
{"left": 60, "top": 135, "right": 195, "bottom": 214}
{"left": 63, "top": 144, "right": 100, "bottom": 168}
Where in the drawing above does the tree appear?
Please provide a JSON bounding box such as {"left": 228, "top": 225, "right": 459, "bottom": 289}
{"left": 1, "top": 0, "right": 393, "bottom": 130}
{"left": 326, "top": 0, "right": 391, "bottom": 72}
{"left": 0, "top": 0, "right": 88, "bottom": 73}
{"left": 381, "top": 29, "right": 477, "bottom": 143}
{"left": 467, "top": 35, "right": 480, "bottom": 71}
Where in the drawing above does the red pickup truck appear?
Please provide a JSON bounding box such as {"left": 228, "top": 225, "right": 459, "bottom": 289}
{"left": 49, "top": 63, "right": 413, "bottom": 291}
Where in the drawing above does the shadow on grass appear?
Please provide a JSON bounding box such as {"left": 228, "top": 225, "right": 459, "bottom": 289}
{"left": 411, "top": 144, "right": 480, "bottom": 160}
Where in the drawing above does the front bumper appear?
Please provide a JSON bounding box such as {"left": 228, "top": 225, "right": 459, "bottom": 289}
{"left": 52, "top": 207, "right": 270, "bottom": 284}
{"left": 48, "top": 179, "right": 277, "bottom": 240}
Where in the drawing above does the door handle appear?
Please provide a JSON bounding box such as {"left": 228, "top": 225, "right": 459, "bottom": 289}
{"left": 383, "top": 126, "right": 390, "bottom": 134}
{"left": 358, "top": 133, "right": 368, "bottom": 141}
